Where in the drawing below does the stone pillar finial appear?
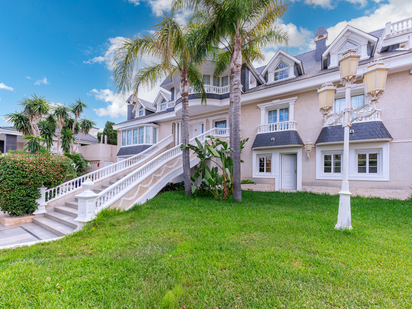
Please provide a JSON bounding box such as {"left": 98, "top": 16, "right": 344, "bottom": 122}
{"left": 74, "top": 179, "right": 98, "bottom": 230}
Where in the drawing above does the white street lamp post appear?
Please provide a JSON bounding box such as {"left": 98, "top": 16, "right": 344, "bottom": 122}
{"left": 318, "top": 51, "right": 389, "bottom": 230}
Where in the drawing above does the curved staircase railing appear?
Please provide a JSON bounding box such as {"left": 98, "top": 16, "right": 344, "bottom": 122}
{"left": 44, "top": 135, "right": 174, "bottom": 203}
{"left": 73, "top": 128, "right": 229, "bottom": 227}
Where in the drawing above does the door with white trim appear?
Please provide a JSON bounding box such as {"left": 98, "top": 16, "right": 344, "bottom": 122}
{"left": 282, "top": 154, "right": 297, "bottom": 190}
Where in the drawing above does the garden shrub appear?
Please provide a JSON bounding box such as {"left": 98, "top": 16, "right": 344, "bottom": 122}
{"left": 159, "top": 181, "right": 185, "bottom": 193}
{"left": 64, "top": 152, "right": 90, "bottom": 176}
{"left": 0, "top": 153, "right": 71, "bottom": 216}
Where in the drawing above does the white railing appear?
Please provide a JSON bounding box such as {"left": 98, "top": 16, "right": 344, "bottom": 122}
{"left": 93, "top": 128, "right": 230, "bottom": 212}
{"left": 257, "top": 121, "right": 297, "bottom": 134}
{"left": 167, "top": 101, "right": 175, "bottom": 108}
{"left": 44, "top": 135, "right": 174, "bottom": 202}
{"left": 388, "top": 17, "right": 412, "bottom": 36}
{"left": 189, "top": 85, "right": 230, "bottom": 95}
{"left": 323, "top": 110, "right": 381, "bottom": 127}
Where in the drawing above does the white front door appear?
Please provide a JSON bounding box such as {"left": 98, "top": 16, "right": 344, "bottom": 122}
{"left": 282, "top": 154, "right": 297, "bottom": 190}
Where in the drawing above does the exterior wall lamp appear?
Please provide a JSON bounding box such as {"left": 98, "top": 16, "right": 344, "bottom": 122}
{"left": 318, "top": 49, "right": 389, "bottom": 230}
{"left": 304, "top": 140, "right": 313, "bottom": 159}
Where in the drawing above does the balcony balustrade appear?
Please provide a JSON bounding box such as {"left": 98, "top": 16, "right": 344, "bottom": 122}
{"left": 257, "top": 121, "right": 297, "bottom": 134}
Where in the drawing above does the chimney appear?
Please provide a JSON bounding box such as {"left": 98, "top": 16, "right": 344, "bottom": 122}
{"left": 314, "top": 26, "right": 328, "bottom": 61}
{"left": 104, "top": 135, "right": 108, "bottom": 144}
{"left": 100, "top": 134, "right": 104, "bottom": 143}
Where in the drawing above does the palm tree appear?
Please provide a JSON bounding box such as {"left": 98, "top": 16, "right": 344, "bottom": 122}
{"left": 61, "top": 128, "right": 74, "bottom": 154}
{"left": 76, "top": 119, "right": 96, "bottom": 152}
{"left": 20, "top": 94, "right": 51, "bottom": 137}
{"left": 173, "top": 0, "right": 288, "bottom": 201}
{"left": 5, "top": 112, "right": 32, "bottom": 135}
{"left": 23, "top": 135, "right": 46, "bottom": 153}
{"left": 112, "top": 13, "right": 208, "bottom": 196}
{"left": 70, "top": 99, "right": 87, "bottom": 153}
{"left": 54, "top": 106, "right": 70, "bottom": 154}
{"left": 38, "top": 114, "right": 57, "bottom": 151}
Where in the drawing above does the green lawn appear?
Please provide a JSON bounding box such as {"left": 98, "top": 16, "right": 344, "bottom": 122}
{"left": 1, "top": 191, "right": 412, "bottom": 308}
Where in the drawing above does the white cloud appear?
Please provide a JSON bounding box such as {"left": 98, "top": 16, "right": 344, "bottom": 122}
{"left": 0, "top": 83, "right": 14, "bottom": 91}
{"left": 49, "top": 102, "right": 63, "bottom": 109}
{"left": 89, "top": 89, "right": 130, "bottom": 118}
{"left": 128, "top": 0, "right": 140, "bottom": 5}
{"left": 26, "top": 76, "right": 31, "bottom": 80}
{"left": 34, "top": 77, "right": 49, "bottom": 85}
{"left": 84, "top": 36, "right": 127, "bottom": 70}
{"left": 301, "top": 0, "right": 368, "bottom": 10}
{"left": 326, "top": 0, "right": 412, "bottom": 43}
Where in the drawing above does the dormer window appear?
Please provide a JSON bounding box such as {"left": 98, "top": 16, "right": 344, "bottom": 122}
{"left": 338, "top": 41, "right": 359, "bottom": 60}
{"left": 138, "top": 106, "right": 144, "bottom": 116}
{"left": 160, "top": 99, "right": 167, "bottom": 111}
{"left": 274, "top": 62, "right": 289, "bottom": 81}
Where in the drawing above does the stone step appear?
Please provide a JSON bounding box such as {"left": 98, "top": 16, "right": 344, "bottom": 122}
{"left": 44, "top": 211, "right": 78, "bottom": 229}
{"left": 65, "top": 201, "right": 78, "bottom": 209}
{"left": 33, "top": 216, "right": 75, "bottom": 236}
{"left": 93, "top": 188, "right": 104, "bottom": 194}
{"left": 55, "top": 205, "right": 78, "bottom": 217}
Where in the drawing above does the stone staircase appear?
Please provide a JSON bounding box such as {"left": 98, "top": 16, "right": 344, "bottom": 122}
{"left": 32, "top": 171, "right": 132, "bottom": 236}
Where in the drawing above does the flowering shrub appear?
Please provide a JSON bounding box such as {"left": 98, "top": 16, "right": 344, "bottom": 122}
{"left": 0, "top": 153, "right": 71, "bottom": 216}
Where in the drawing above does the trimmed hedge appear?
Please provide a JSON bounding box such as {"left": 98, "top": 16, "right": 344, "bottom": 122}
{"left": 0, "top": 153, "right": 71, "bottom": 216}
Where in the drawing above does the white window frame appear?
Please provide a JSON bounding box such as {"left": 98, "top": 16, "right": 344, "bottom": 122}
{"left": 120, "top": 125, "right": 160, "bottom": 147}
{"left": 257, "top": 97, "right": 297, "bottom": 126}
{"left": 355, "top": 149, "right": 381, "bottom": 176}
{"left": 138, "top": 107, "right": 144, "bottom": 117}
{"left": 316, "top": 142, "right": 389, "bottom": 181}
{"left": 257, "top": 154, "right": 273, "bottom": 174}
{"left": 273, "top": 62, "right": 289, "bottom": 81}
{"left": 321, "top": 151, "right": 343, "bottom": 176}
{"left": 160, "top": 100, "right": 167, "bottom": 111}
{"left": 221, "top": 75, "right": 230, "bottom": 87}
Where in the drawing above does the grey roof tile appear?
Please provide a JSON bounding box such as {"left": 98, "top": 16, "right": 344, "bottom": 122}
{"left": 75, "top": 132, "right": 99, "bottom": 143}
{"left": 252, "top": 130, "right": 304, "bottom": 148}
{"left": 315, "top": 121, "right": 392, "bottom": 144}
{"left": 117, "top": 145, "right": 151, "bottom": 156}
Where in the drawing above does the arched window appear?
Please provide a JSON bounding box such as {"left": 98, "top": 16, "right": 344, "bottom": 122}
{"left": 274, "top": 62, "right": 289, "bottom": 81}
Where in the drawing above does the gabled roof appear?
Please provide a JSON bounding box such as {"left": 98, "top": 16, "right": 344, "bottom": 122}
{"left": 153, "top": 90, "right": 171, "bottom": 107}
{"left": 127, "top": 94, "right": 156, "bottom": 112}
{"left": 74, "top": 132, "right": 99, "bottom": 143}
{"left": 322, "top": 25, "right": 379, "bottom": 60}
{"left": 261, "top": 49, "right": 305, "bottom": 76}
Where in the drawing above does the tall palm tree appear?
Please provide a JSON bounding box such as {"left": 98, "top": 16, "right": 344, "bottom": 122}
{"left": 38, "top": 115, "right": 57, "bottom": 151}
{"left": 61, "top": 128, "right": 74, "bottom": 154}
{"left": 112, "top": 13, "right": 208, "bottom": 196}
{"left": 54, "top": 106, "right": 70, "bottom": 154}
{"left": 20, "top": 94, "right": 51, "bottom": 137}
{"left": 76, "top": 119, "right": 96, "bottom": 152}
{"left": 70, "top": 99, "right": 87, "bottom": 153}
{"left": 174, "top": 0, "right": 288, "bottom": 201}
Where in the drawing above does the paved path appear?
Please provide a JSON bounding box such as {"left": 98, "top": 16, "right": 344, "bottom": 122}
{"left": 0, "top": 222, "right": 59, "bottom": 249}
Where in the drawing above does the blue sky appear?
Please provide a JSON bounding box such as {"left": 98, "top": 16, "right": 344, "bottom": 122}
{"left": 0, "top": 0, "right": 410, "bottom": 128}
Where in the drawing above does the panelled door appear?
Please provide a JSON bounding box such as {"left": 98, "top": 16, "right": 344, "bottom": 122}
{"left": 282, "top": 154, "right": 297, "bottom": 190}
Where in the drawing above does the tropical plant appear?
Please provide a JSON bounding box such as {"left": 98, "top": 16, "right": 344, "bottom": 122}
{"left": 64, "top": 152, "right": 90, "bottom": 176}
{"left": 38, "top": 115, "right": 57, "bottom": 151}
{"left": 74, "top": 118, "right": 96, "bottom": 152}
{"left": 54, "top": 105, "right": 70, "bottom": 154}
{"left": 70, "top": 99, "right": 87, "bottom": 153}
{"left": 173, "top": 0, "right": 288, "bottom": 202}
{"left": 182, "top": 136, "right": 248, "bottom": 200}
{"left": 22, "top": 135, "right": 47, "bottom": 153}
{"left": 112, "top": 13, "right": 208, "bottom": 197}
{"left": 4, "top": 112, "right": 32, "bottom": 135}
{"left": 61, "top": 127, "right": 74, "bottom": 154}
{"left": 97, "top": 121, "right": 117, "bottom": 145}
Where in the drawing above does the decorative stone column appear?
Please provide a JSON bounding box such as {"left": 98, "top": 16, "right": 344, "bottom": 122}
{"left": 33, "top": 185, "right": 47, "bottom": 214}
{"left": 74, "top": 179, "right": 98, "bottom": 231}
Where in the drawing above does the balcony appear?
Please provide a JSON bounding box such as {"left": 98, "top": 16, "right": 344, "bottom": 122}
{"left": 323, "top": 110, "right": 381, "bottom": 127}
{"left": 386, "top": 17, "right": 412, "bottom": 37}
{"left": 257, "top": 121, "right": 297, "bottom": 134}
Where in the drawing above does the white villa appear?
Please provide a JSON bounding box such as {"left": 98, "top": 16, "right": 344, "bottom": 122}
{"left": 3, "top": 16, "right": 412, "bottom": 242}
{"left": 113, "top": 17, "right": 412, "bottom": 199}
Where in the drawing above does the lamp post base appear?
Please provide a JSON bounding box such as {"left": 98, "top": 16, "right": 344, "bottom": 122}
{"left": 335, "top": 182, "right": 352, "bottom": 230}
